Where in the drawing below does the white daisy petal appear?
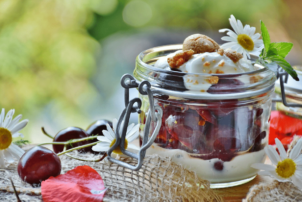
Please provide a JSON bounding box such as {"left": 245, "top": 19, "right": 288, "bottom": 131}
{"left": 292, "top": 175, "right": 302, "bottom": 189}
{"left": 236, "top": 19, "right": 244, "bottom": 33}
{"left": 102, "top": 130, "right": 114, "bottom": 141}
{"left": 0, "top": 151, "right": 6, "bottom": 168}
{"left": 0, "top": 108, "right": 5, "bottom": 127}
{"left": 219, "top": 28, "right": 233, "bottom": 33}
{"left": 221, "top": 36, "right": 237, "bottom": 42}
{"left": 249, "top": 27, "right": 256, "bottom": 36}
{"left": 3, "top": 109, "right": 14, "bottom": 128}
{"left": 229, "top": 15, "right": 240, "bottom": 34}
{"left": 12, "top": 133, "right": 23, "bottom": 138}
{"left": 226, "top": 31, "right": 238, "bottom": 40}
{"left": 220, "top": 42, "right": 239, "bottom": 49}
{"left": 295, "top": 155, "right": 302, "bottom": 165}
{"left": 113, "top": 119, "right": 118, "bottom": 133}
{"left": 290, "top": 139, "right": 302, "bottom": 160}
{"left": 126, "top": 123, "right": 135, "bottom": 135}
{"left": 275, "top": 138, "right": 287, "bottom": 160}
{"left": 251, "top": 33, "right": 261, "bottom": 41}
{"left": 243, "top": 24, "right": 251, "bottom": 34}
{"left": 126, "top": 124, "right": 139, "bottom": 139}
{"left": 10, "top": 119, "right": 28, "bottom": 134}
{"left": 7, "top": 114, "right": 22, "bottom": 131}
{"left": 265, "top": 146, "right": 280, "bottom": 165}
{"left": 97, "top": 136, "right": 112, "bottom": 143}
{"left": 3, "top": 149, "right": 15, "bottom": 163}
{"left": 251, "top": 163, "right": 275, "bottom": 171}
{"left": 8, "top": 144, "right": 25, "bottom": 159}
{"left": 127, "top": 131, "right": 139, "bottom": 143}
{"left": 257, "top": 170, "right": 272, "bottom": 176}
{"left": 92, "top": 144, "right": 110, "bottom": 152}
{"left": 127, "top": 144, "right": 140, "bottom": 150}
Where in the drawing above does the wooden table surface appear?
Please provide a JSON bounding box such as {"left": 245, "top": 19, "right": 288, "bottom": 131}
{"left": 213, "top": 175, "right": 273, "bottom": 201}
{"left": 212, "top": 157, "right": 273, "bottom": 201}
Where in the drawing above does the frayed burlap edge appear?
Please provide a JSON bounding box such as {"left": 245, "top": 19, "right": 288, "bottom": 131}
{"left": 0, "top": 152, "right": 223, "bottom": 202}
{"left": 246, "top": 136, "right": 302, "bottom": 202}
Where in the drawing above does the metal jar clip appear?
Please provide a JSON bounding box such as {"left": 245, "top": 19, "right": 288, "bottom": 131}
{"left": 106, "top": 74, "right": 162, "bottom": 171}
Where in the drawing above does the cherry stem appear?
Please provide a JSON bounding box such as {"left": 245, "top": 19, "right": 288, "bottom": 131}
{"left": 37, "top": 136, "right": 98, "bottom": 146}
{"left": 57, "top": 141, "right": 102, "bottom": 156}
{"left": 41, "top": 127, "right": 54, "bottom": 139}
{"left": 65, "top": 152, "right": 107, "bottom": 162}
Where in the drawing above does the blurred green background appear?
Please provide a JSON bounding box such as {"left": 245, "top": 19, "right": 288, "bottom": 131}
{"left": 1, "top": 0, "right": 301, "bottom": 143}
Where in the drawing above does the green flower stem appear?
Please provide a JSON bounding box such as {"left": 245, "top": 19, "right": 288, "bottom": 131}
{"left": 37, "top": 136, "right": 98, "bottom": 147}
{"left": 57, "top": 141, "right": 102, "bottom": 156}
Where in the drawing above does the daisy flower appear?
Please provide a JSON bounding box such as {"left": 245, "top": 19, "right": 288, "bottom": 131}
{"left": 92, "top": 119, "right": 139, "bottom": 155}
{"left": 252, "top": 138, "right": 302, "bottom": 189}
{"left": 219, "top": 15, "right": 263, "bottom": 59}
{"left": 0, "top": 108, "right": 28, "bottom": 168}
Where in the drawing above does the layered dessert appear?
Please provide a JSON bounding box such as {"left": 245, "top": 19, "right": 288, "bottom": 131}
{"left": 138, "top": 33, "right": 272, "bottom": 184}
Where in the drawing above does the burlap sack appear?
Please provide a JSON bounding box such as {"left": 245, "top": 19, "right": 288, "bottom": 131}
{"left": 0, "top": 151, "right": 222, "bottom": 202}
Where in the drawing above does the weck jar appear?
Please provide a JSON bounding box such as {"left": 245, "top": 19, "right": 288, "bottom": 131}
{"left": 133, "top": 44, "right": 277, "bottom": 188}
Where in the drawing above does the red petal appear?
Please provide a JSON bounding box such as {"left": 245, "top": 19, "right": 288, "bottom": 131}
{"left": 41, "top": 165, "right": 106, "bottom": 202}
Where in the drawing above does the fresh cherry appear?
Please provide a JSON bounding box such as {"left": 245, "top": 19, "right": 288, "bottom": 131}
{"left": 44, "top": 127, "right": 89, "bottom": 153}
{"left": 86, "top": 120, "right": 113, "bottom": 153}
{"left": 214, "top": 161, "right": 224, "bottom": 171}
{"left": 18, "top": 146, "right": 61, "bottom": 185}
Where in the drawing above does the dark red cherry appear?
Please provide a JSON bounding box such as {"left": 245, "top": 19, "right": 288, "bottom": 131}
{"left": 207, "top": 79, "right": 244, "bottom": 94}
{"left": 214, "top": 161, "right": 224, "bottom": 171}
{"left": 18, "top": 146, "right": 61, "bottom": 185}
{"left": 86, "top": 120, "right": 112, "bottom": 153}
{"left": 52, "top": 127, "right": 89, "bottom": 153}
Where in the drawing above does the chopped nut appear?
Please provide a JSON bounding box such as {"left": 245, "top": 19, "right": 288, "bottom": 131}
{"left": 234, "top": 67, "right": 237, "bottom": 71}
{"left": 209, "top": 70, "right": 213, "bottom": 74}
{"left": 200, "top": 89, "right": 205, "bottom": 92}
{"left": 183, "top": 34, "right": 220, "bottom": 53}
{"left": 167, "top": 50, "right": 195, "bottom": 68}
{"left": 218, "top": 60, "right": 225, "bottom": 67}
{"left": 203, "top": 61, "right": 211, "bottom": 67}
{"left": 198, "top": 119, "right": 206, "bottom": 126}
{"left": 202, "top": 57, "right": 205, "bottom": 62}
{"left": 217, "top": 48, "right": 224, "bottom": 56}
{"left": 215, "top": 69, "right": 224, "bottom": 74}
{"left": 250, "top": 75, "right": 263, "bottom": 83}
{"left": 224, "top": 49, "right": 243, "bottom": 63}
{"left": 205, "top": 76, "right": 219, "bottom": 84}
{"left": 212, "top": 60, "right": 216, "bottom": 62}
{"left": 193, "top": 80, "right": 199, "bottom": 85}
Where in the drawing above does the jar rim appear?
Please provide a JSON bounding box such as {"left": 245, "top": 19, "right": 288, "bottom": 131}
{"left": 134, "top": 44, "right": 277, "bottom": 100}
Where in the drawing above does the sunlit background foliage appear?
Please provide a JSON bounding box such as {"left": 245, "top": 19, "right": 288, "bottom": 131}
{"left": 0, "top": 0, "right": 301, "bottom": 143}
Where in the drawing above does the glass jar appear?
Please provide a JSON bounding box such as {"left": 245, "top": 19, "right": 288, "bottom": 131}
{"left": 133, "top": 45, "right": 277, "bottom": 188}
{"left": 275, "top": 66, "right": 302, "bottom": 119}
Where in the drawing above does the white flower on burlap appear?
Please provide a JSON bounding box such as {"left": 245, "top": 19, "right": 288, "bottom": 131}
{"left": 92, "top": 119, "right": 139, "bottom": 154}
{"left": 0, "top": 108, "right": 28, "bottom": 168}
{"left": 252, "top": 138, "right": 302, "bottom": 189}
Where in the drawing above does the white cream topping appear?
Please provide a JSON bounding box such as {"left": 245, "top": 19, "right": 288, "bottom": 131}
{"left": 154, "top": 51, "right": 256, "bottom": 92}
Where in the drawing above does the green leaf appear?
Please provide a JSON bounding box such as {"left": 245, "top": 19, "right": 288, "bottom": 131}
{"left": 266, "top": 55, "right": 299, "bottom": 81}
{"left": 261, "top": 21, "right": 270, "bottom": 56}
{"left": 266, "top": 47, "right": 278, "bottom": 57}
{"left": 268, "top": 42, "right": 293, "bottom": 58}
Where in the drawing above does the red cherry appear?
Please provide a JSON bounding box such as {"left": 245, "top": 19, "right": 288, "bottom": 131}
{"left": 52, "top": 127, "right": 89, "bottom": 153}
{"left": 86, "top": 120, "right": 112, "bottom": 153}
{"left": 18, "top": 146, "right": 61, "bottom": 185}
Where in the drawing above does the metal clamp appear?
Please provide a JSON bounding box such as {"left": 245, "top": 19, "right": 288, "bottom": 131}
{"left": 272, "top": 67, "right": 302, "bottom": 107}
{"left": 107, "top": 74, "right": 162, "bottom": 171}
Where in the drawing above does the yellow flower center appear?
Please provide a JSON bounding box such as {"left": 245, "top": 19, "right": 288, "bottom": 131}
{"left": 110, "top": 138, "right": 128, "bottom": 155}
{"left": 237, "top": 34, "right": 254, "bottom": 51}
{"left": 276, "top": 158, "right": 296, "bottom": 178}
{"left": 0, "top": 127, "right": 12, "bottom": 150}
